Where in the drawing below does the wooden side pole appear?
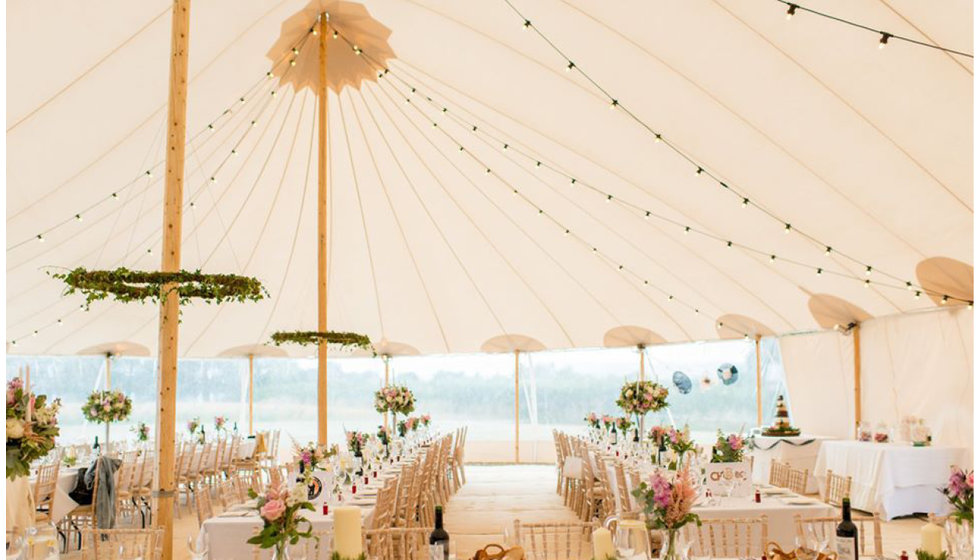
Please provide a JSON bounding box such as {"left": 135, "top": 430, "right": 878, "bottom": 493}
{"left": 853, "top": 324, "right": 862, "bottom": 437}
{"left": 316, "top": 12, "right": 330, "bottom": 447}
{"left": 514, "top": 350, "right": 520, "bottom": 464}
{"left": 153, "top": 2, "right": 191, "bottom": 557}
{"left": 755, "top": 335, "right": 763, "bottom": 426}
{"left": 248, "top": 354, "right": 255, "bottom": 435}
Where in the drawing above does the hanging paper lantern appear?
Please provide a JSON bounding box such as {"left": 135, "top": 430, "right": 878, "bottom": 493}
{"left": 672, "top": 371, "right": 692, "bottom": 394}
{"left": 716, "top": 363, "right": 739, "bottom": 385}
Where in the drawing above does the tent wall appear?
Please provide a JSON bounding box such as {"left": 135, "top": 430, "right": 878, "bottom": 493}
{"left": 779, "top": 308, "right": 973, "bottom": 458}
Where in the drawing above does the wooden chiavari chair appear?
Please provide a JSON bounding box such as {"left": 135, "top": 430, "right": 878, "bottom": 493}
{"left": 681, "top": 516, "right": 768, "bottom": 559}
{"left": 365, "top": 527, "right": 430, "bottom": 560}
{"left": 194, "top": 486, "right": 215, "bottom": 529}
{"left": 823, "top": 469, "right": 852, "bottom": 506}
{"left": 785, "top": 466, "right": 809, "bottom": 495}
{"left": 512, "top": 520, "right": 595, "bottom": 560}
{"left": 795, "top": 514, "right": 883, "bottom": 559}
{"left": 78, "top": 527, "right": 164, "bottom": 560}
{"left": 33, "top": 458, "right": 61, "bottom": 524}
{"left": 768, "top": 459, "right": 790, "bottom": 487}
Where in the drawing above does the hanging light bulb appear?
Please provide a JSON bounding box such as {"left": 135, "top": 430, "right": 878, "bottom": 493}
{"left": 667, "top": 295, "right": 674, "bottom": 302}
{"left": 786, "top": 4, "right": 797, "bottom": 19}
{"left": 111, "top": 193, "right": 119, "bottom": 200}
{"left": 645, "top": 211, "right": 651, "bottom": 220}
{"left": 726, "top": 241, "right": 733, "bottom": 248}
{"left": 332, "top": 31, "right": 338, "bottom": 39}
{"left": 824, "top": 246, "right": 832, "bottom": 256}
{"left": 535, "top": 161, "right": 542, "bottom": 168}
{"left": 75, "top": 214, "right": 83, "bottom": 222}
{"left": 290, "top": 59, "right": 297, "bottom": 67}
{"left": 695, "top": 167, "right": 703, "bottom": 176}
{"left": 968, "top": 301, "right": 974, "bottom": 309}
{"left": 914, "top": 291, "right": 921, "bottom": 300}
{"left": 145, "top": 170, "right": 153, "bottom": 178}
{"left": 523, "top": 19, "right": 531, "bottom": 30}
{"left": 32, "top": 330, "right": 38, "bottom": 337}
{"left": 210, "top": 176, "right": 217, "bottom": 184}
{"left": 609, "top": 99, "right": 619, "bottom": 110}
{"left": 941, "top": 295, "right": 949, "bottom": 304}
{"left": 741, "top": 198, "right": 749, "bottom": 208}
{"left": 906, "top": 281, "right": 913, "bottom": 291}
{"left": 292, "top": 47, "right": 300, "bottom": 55}
{"left": 784, "top": 223, "right": 792, "bottom": 233}
{"left": 684, "top": 226, "right": 691, "bottom": 235}
{"left": 566, "top": 61, "right": 575, "bottom": 72}
{"left": 57, "top": 319, "right": 63, "bottom": 327}
{"left": 512, "top": 189, "right": 518, "bottom": 197}
{"left": 563, "top": 229, "right": 570, "bottom": 236}
{"left": 606, "top": 195, "right": 613, "bottom": 203}
{"left": 654, "top": 134, "right": 662, "bottom": 143}
{"left": 864, "top": 279, "right": 871, "bottom": 288}
{"left": 816, "top": 268, "right": 823, "bottom": 275}
{"left": 769, "top": 255, "right": 776, "bottom": 263}
{"left": 36, "top": 234, "right": 44, "bottom": 243}
{"left": 879, "top": 33, "right": 890, "bottom": 49}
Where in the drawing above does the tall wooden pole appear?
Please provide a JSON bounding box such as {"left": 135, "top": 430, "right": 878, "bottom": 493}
{"left": 514, "top": 350, "right": 520, "bottom": 464}
{"left": 153, "top": 1, "right": 190, "bottom": 557}
{"left": 316, "top": 12, "right": 330, "bottom": 446}
{"left": 248, "top": 354, "right": 255, "bottom": 435}
{"left": 105, "top": 353, "right": 112, "bottom": 389}
{"left": 755, "top": 336, "right": 763, "bottom": 426}
{"left": 383, "top": 356, "right": 390, "bottom": 432}
{"left": 853, "top": 324, "right": 862, "bottom": 437}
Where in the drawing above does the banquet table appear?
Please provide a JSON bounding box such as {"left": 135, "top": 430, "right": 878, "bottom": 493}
{"left": 6, "top": 468, "right": 81, "bottom": 531}
{"left": 814, "top": 440, "right": 965, "bottom": 520}
{"left": 749, "top": 434, "right": 833, "bottom": 493}
{"left": 604, "top": 463, "right": 834, "bottom": 548}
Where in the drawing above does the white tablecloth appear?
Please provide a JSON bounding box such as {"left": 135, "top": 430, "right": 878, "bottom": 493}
{"left": 6, "top": 468, "right": 80, "bottom": 531}
{"left": 814, "top": 441, "right": 965, "bottom": 520}
{"left": 750, "top": 434, "right": 833, "bottom": 493}
{"left": 605, "top": 463, "right": 834, "bottom": 548}
{"left": 200, "top": 501, "right": 373, "bottom": 560}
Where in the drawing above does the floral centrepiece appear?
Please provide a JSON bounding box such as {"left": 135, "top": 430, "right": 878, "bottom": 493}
{"left": 187, "top": 418, "right": 200, "bottom": 436}
{"left": 294, "top": 442, "right": 337, "bottom": 480}
{"left": 666, "top": 426, "right": 696, "bottom": 467}
{"left": 376, "top": 426, "right": 390, "bottom": 447}
{"left": 710, "top": 431, "right": 746, "bottom": 463}
{"left": 132, "top": 422, "right": 150, "bottom": 442}
{"left": 346, "top": 431, "right": 368, "bottom": 456}
{"left": 615, "top": 416, "right": 634, "bottom": 434}
{"left": 419, "top": 414, "right": 431, "bottom": 427}
{"left": 373, "top": 385, "right": 415, "bottom": 417}
{"left": 648, "top": 425, "right": 669, "bottom": 448}
{"left": 601, "top": 415, "right": 615, "bottom": 431}
{"left": 247, "top": 480, "right": 315, "bottom": 556}
{"left": 81, "top": 389, "right": 132, "bottom": 424}
{"left": 397, "top": 416, "right": 420, "bottom": 438}
{"left": 584, "top": 412, "right": 600, "bottom": 430}
{"left": 632, "top": 465, "right": 701, "bottom": 560}
{"left": 6, "top": 378, "right": 61, "bottom": 479}
{"left": 942, "top": 466, "right": 973, "bottom": 526}
{"left": 214, "top": 416, "right": 228, "bottom": 432}
{"left": 616, "top": 380, "right": 670, "bottom": 417}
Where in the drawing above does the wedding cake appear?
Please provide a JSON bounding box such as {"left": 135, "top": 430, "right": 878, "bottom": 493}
{"left": 762, "top": 394, "right": 800, "bottom": 436}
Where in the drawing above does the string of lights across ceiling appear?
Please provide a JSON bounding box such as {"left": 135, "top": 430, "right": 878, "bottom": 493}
{"left": 777, "top": 0, "right": 973, "bottom": 58}
{"left": 8, "top": 36, "right": 313, "bottom": 348}
{"left": 330, "top": 26, "right": 971, "bottom": 310}
{"left": 332, "top": 28, "right": 755, "bottom": 339}
{"left": 8, "top": 29, "right": 313, "bottom": 253}
{"left": 500, "top": 0, "right": 971, "bottom": 306}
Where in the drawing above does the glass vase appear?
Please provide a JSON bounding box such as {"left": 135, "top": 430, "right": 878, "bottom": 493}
{"left": 661, "top": 529, "right": 679, "bottom": 560}
{"left": 271, "top": 541, "right": 291, "bottom": 560}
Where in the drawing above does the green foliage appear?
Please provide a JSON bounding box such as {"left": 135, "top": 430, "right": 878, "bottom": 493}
{"left": 915, "top": 550, "right": 949, "bottom": 560}
{"left": 51, "top": 267, "right": 267, "bottom": 308}
{"left": 271, "top": 331, "right": 373, "bottom": 352}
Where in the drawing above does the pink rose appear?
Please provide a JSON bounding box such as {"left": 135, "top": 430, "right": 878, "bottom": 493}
{"left": 260, "top": 499, "right": 286, "bottom": 521}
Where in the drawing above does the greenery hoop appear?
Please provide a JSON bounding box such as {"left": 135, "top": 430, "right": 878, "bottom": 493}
{"left": 51, "top": 267, "right": 267, "bottom": 308}
{"left": 270, "top": 330, "right": 373, "bottom": 352}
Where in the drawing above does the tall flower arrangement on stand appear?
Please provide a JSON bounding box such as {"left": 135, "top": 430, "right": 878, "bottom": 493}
{"left": 131, "top": 422, "right": 151, "bottom": 443}
{"left": 616, "top": 381, "right": 669, "bottom": 440}
{"left": 632, "top": 465, "right": 701, "bottom": 560}
{"left": 7, "top": 378, "right": 61, "bottom": 479}
{"left": 81, "top": 389, "right": 132, "bottom": 448}
{"left": 374, "top": 385, "right": 416, "bottom": 427}
{"left": 665, "top": 426, "right": 696, "bottom": 469}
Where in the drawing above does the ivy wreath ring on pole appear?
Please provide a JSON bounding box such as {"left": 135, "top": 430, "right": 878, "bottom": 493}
{"left": 50, "top": 267, "right": 269, "bottom": 308}
{"left": 270, "top": 330, "right": 374, "bottom": 353}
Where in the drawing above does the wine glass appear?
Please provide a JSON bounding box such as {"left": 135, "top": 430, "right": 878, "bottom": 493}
{"left": 795, "top": 533, "right": 816, "bottom": 560}
{"left": 615, "top": 520, "right": 651, "bottom": 560}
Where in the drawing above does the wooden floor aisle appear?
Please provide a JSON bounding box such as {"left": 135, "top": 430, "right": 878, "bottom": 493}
{"left": 445, "top": 465, "right": 578, "bottom": 559}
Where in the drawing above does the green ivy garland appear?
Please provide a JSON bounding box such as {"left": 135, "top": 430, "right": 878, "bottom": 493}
{"left": 270, "top": 330, "right": 373, "bottom": 352}
{"left": 51, "top": 267, "right": 268, "bottom": 308}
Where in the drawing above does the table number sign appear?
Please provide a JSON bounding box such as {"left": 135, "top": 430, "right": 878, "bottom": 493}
{"left": 306, "top": 470, "right": 333, "bottom": 510}
{"left": 705, "top": 461, "right": 752, "bottom": 497}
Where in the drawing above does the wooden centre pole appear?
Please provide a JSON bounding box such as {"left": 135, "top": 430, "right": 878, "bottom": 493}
{"left": 153, "top": 1, "right": 191, "bottom": 557}
{"left": 853, "top": 324, "right": 862, "bottom": 437}
{"left": 316, "top": 12, "right": 330, "bottom": 446}
{"left": 248, "top": 354, "right": 255, "bottom": 435}
{"left": 514, "top": 350, "right": 520, "bottom": 464}
{"left": 105, "top": 353, "right": 112, "bottom": 389}
{"left": 638, "top": 345, "right": 645, "bottom": 381}
{"left": 755, "top": 335, "right": 762, "bottom": 426}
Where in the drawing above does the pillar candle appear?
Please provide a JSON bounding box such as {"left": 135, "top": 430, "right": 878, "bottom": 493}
{"left": 592, "top": 527, "right": 615, "bottom": 560}
{"left": 333, "top": 506, "right": 363, "bottom": 558}
{"left": 920, "top": 522, "right": 942, "bottom": 557}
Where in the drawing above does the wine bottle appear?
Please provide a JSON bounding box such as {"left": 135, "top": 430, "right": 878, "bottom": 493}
{"left": 93, "top": 435, "right": 100, "bottom": 453}
{"left": 429, "top": 505, "right": 450, "bottom": 560}
{"left": 835, "top": 498, "right": 859, "bottom": 560}
{"left": 611, "top": 424, "right": 618, "bottom": 445}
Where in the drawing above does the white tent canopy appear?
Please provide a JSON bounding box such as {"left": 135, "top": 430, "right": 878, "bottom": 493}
{"left": 6, "top": 0, "right": 973, "bottom": 358}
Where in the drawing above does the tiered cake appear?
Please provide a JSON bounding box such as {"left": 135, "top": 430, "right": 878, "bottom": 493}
{"left": 762, "top": 394, "right": 800, "bottom": 436}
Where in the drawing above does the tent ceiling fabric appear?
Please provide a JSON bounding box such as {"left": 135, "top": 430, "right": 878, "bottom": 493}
{"left": 6, "top": 0, "right": 972, "bottom": 358}
{"left": 77, "top": 341, "right": 151, "bottom": 358}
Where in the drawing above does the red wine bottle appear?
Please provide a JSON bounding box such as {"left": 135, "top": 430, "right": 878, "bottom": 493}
{"left": 835, "top": 498, "right": 859, "bottom": 560}
{"left": 429, "top": 505, "right": 450, "bottom": 560}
